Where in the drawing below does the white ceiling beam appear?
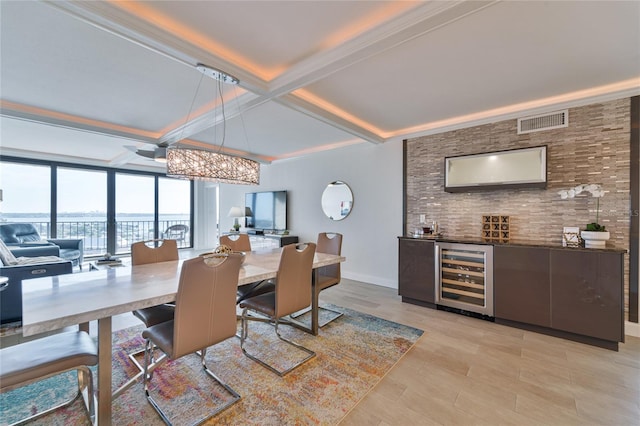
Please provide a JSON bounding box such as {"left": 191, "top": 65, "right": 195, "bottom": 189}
{"left": 0, "top": 104, "right": 158, "bottom": 145}
{"left": 157, "top": 91, "right": 266, "bottom": 145}
{"left": 276, "top": 94, "right": 384, "bottom": 144}
{"left": 43, "top": 0, "right": 270, "bottom": 95}
{"left": 44, "top": 0, "right": 499, "bottom": 148}
{"left": 267, "top": 1, "right": 499, "bottom": 144}
{"left": 268, "top": 1, "right": 498, "bottom": 97}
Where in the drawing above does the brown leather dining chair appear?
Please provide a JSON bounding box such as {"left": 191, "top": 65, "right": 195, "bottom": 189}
{"left": 220, "top": 233, "right": 273, "bottom": 304}
{"left": 219, "top": 233, "right": 252, "bottom": 252}
{"left": 0, "top": 331, "right": 98, "bottom": 425}
{"left": 129, "top": 239, "right": 179, "bottom": 371}
{"left": 130, "top": 239, "right": 179, "bottom": 326}
{"left": 239, "top": 242, "right": 317, "bottom": 376}
{"left": 292, "top": 232, "right": 343, "bottom": 327}
{"left": 142, "top": 253, "right": 243, "bottom": 425}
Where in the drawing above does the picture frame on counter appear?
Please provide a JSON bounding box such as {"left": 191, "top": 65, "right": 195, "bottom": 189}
{"left": 562, "top": 226, "right": 581, "bottom": 248}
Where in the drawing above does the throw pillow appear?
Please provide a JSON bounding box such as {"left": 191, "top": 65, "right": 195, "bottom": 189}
{"left": 0, "top": 239, "right": 19, "bottom": 266}
{"left": 15, "top": 256, "right": 65, "bottom": 265}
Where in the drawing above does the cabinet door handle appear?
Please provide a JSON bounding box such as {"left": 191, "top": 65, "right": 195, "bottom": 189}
{"left": 434, "top": 244, "right": 440, "bottom": 302}
{"left": 31, "top": 269, "right": 47, "bottom": 275}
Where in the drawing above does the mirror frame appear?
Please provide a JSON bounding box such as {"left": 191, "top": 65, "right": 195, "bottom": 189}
{"left": 444, "top": 145, "right": 547, "bottom": 192}
{"left": 321, "top": 181, "right": 353, "bottom": 221}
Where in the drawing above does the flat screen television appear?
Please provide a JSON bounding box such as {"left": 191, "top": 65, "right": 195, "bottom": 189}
{"left": 245, "top": 190, "right": 287, "bottom": 231}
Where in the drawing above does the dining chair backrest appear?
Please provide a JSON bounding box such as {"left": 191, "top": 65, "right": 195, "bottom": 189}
{"left": 317, "top": 232, "right": 342, "bottom": 281}
{"left": 219, "top": 234, "right": 252, "bottom": 252}
{"left": 274, "top": 242, "right": 316, "bottom": 318}
{"left": 131, "top": 239, "right": 179, "bottom": 266}
{"left": 171, "top": 253, "right": 242, "bottom": 359}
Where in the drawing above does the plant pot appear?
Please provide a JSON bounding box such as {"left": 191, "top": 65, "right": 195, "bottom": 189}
{"left": 580, "top": 230, "right": 610, "bottom": 249}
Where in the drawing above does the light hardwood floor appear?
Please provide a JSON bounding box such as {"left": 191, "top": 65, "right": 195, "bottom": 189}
{"left": 322, "top": 279, "right": 640, "bottom": 426}
{"left": 4, "top": 276, "right": 638, "bottom": 425}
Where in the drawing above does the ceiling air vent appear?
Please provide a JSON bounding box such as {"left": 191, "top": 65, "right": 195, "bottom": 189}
{"left": 517, "top": 110, "right": 568, "bottom": 134}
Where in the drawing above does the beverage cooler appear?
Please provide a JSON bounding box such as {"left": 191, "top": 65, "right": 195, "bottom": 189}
{"left": 435, "top": 242, "right": 494, "bottom": 316}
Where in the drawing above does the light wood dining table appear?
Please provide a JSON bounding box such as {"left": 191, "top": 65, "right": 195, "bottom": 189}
{"left": 20, "top": 248, "right": 345, "bottom": 425}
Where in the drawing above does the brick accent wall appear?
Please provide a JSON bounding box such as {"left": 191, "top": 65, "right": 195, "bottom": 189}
{"left": 406, "top": 98, "right": 631, "bottom": 316}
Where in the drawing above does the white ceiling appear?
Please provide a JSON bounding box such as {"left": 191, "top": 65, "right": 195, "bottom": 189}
{"left": 1, "top": 0, "right": 639, "bottom": 172}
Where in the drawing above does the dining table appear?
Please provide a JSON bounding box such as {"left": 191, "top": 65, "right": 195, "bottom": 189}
{"left": 20, "top": 247, "right": 345, "bottom": 425}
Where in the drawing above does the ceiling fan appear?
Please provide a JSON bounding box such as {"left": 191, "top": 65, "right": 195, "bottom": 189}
{"left": 124, "top": 143, "right": 168, "bottom": 163}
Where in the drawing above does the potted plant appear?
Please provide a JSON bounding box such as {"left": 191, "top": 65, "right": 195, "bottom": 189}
{"left": 558, "top": 184, "right": 609, "bottom": 248}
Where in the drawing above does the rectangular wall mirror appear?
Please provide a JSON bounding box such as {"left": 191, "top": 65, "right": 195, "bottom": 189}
{"left": 444, "top": 145, "right": 547, "bottom": 192}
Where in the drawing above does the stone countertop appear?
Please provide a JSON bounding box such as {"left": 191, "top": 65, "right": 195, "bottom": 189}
{"left": 397, "top": 235, "right": 627, "bottom": 254}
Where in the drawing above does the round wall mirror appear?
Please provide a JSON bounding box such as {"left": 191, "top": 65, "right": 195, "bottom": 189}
{"left": 321, "top": 181, "right": 353, "bottom": 221}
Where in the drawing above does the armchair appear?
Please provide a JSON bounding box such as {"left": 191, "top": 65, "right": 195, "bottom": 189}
{"left": 161, "top": 224, "right": 189, "bottom": 244}
{"left": 0, "top": 223, "right": 84, "bottom": 268}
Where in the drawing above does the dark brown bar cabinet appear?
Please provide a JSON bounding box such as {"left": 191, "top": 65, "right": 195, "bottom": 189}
{"left": 493, "top": 245, "right": 624, "bottom": 350}
{"left": 549, "top": 249, "right": 624, "bottom": 344}
{"left": 494, "top": 245, "right": 551, "bottom": 327}
{"left": 399, "top": 236, "right": 626, "bottom": 350}
{"left": 398, "top": 238, "right": 435, "bottom": 307}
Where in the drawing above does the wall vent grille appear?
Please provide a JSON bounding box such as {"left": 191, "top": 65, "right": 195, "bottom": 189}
{"left": 517, "top": 110, "right": 568, "bottom": 134}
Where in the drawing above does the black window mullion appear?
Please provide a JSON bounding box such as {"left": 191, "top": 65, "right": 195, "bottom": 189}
{"left": 50, "top": 165, "right": 57, "bottom": 238}
{"left": 106, "top": 171, "right": 116, "bottom": 254}
{"left": 154, "top": 175, "right": 160, "bottom": 240}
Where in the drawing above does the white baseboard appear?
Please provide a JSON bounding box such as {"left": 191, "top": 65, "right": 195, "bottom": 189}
{"left": 625, "top": 321, "right": 640, "bottom": 338}
{"left": 342, "top": 272, "right": 396, "bottom": 289}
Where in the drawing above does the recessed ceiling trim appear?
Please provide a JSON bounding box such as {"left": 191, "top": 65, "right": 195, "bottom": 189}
{"left": 397, "top": 79, "right": 640, "bottom": 142}
{"left": 0, "top": 147, "right": 163, "bottom": 173}
{"left": 45, "top": 0, "right": 498, "bottom": 148}
{"left": 44, "top": 0, "right": 269, "bottom": 95}
{"left": 269, "top": 1, "right": 498, "bottom": 97}
{"left": 0, "top": 101, "right": 159, "bottom": 144}
{"left": 158, "top": 92, "right": 265, "bottom": 146}
{"left": 278, "top": 94, "right": 384, "bottom": 144}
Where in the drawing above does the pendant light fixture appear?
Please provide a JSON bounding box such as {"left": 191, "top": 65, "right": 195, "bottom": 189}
{"left": 166, "top": 64, "right": 260, "bottom": 185}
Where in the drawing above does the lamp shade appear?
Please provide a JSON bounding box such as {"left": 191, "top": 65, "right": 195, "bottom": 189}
{"left": 166, "top": 147, "right": 259, "bottom": 185}
{"left": 165, "top": 64, "right": 260, "bottom": 185}
{"left": 228, "top": 206, "right": 245, "bottom": 218}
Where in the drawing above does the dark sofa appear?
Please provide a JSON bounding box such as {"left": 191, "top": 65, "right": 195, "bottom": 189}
{"left": 0, "top": 223, "right": 80, "bottom": 325}
{"left": 0, "top": 259, "right": 73, "bottom": 325}
{"left": 0, "top": 223, "right": 84, "bottom": 267}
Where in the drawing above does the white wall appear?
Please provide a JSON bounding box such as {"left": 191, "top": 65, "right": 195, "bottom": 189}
{"left": 215, "top": 140, "right": 404, "bottom": 288}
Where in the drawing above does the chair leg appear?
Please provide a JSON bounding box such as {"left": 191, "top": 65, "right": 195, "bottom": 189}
{"left": 240, "top": 307, "right": 316, "bottom": 376}
{"left": 290, "top": 305, "right": 343, "bottom": 328}
{"left": 128, "top": 347, "right": 150, "bottom": 375}
{"left": 143, "top": 340, "right": 240, "bottom": 425}
{"left": 6, "top": 366, "right": 96, "bottom": 426}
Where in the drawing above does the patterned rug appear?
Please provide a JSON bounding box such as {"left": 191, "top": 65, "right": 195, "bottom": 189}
{"left": 0, "top": 304, "right": 423, "bottom": 425}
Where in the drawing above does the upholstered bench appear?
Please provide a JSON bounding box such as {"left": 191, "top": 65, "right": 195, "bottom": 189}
{"left": 0, "top": 331, "right": 98, "bottom": 425}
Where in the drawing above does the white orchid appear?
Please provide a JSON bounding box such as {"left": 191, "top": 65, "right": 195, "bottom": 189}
{"left": 558, "top": 183, "right": 606, "bottom": 231}
{"left": 558, "top": 183, "right": 604, "bottom": 199}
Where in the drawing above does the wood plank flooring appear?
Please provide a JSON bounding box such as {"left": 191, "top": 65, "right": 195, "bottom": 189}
{"left": 322, "top": 279, "right": 640, "bottom": 426}
{"left": 3, "top": 275, "right": 638, "bottom": 425}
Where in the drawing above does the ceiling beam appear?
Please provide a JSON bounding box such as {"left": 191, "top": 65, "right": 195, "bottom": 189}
{"left": 0, "top": 101, "right": 159, "bottom": 144}
{"left": 43, "top": 0, "right": 499, "bottom": 148}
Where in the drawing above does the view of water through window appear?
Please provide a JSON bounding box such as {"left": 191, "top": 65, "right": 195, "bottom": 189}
{"left": 0, "top": 161, "right": 191, "bottom": 256}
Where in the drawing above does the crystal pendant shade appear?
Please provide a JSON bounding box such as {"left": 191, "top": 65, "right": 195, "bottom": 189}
{"left": 166, "top": 147, "right": 260, "bottom": 185}
{"left": 165, "top": 63, "right": 260, "bottom": 185}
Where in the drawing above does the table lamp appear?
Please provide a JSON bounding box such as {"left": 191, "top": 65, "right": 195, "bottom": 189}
{"left": 228, "top": 206, "right": 244, "bottom": 232}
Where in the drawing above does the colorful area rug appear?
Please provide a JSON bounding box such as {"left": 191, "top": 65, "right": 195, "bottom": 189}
{"left": 0, "top": 304, "right": 423, "bottom": 425}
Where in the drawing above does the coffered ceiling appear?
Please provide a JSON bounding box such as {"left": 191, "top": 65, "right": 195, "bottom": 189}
{"left": 1, "top": 1, "right": 638, "bottom": 172}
